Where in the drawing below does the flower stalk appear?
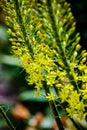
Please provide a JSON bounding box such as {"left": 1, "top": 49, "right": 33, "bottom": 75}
{"left": 49, "top": 100, "right": 64, "bottom": 130}
{"left": 43, "top": 81, "right": 64, "bottom": 129}
{"left": 0, "top": 106, "right": 15, "bottom": 130}
{"left": 46, "top": 0, "right": 79, "bottom": 93}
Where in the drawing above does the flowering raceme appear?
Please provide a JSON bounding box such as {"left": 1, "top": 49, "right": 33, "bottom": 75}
{"left": 3, "top": 0, "right": 87, "bottom": 121}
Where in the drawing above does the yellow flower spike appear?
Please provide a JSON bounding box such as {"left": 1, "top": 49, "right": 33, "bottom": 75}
{"left": 46, "top": 93, "right": 55, "bottom": 101}
{"left": 3, "top": 0, "right": 87, "bottom": 121}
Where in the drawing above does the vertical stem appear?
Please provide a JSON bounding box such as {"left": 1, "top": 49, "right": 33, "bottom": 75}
{"left": 49, "top": 101, "right": 64, "bottom": 130}
{"left": 70, "top": 118, "right": 84, "bottom": 130}
{"left": 0, "top": 106, "right": 15, "bottom": 130}
{"left": 43, "top": 81, "right": 64, "bottom": 130}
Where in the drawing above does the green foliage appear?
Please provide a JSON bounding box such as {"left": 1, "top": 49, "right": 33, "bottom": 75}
{"left": 3, "top": 0, "right": 87, "bottom": 121}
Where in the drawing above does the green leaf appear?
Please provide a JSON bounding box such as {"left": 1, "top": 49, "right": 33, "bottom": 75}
{"left": 19, "top": 90, "right": 47, "bottom": 102}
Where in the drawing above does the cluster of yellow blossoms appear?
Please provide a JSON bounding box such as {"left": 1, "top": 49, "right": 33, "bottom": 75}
{"left": 4, "top": 0, "right": 87, "bottom": 120}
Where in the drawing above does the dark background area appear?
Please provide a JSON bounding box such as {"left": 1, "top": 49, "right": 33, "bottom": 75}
{"left": 67, "top": 0, "right": 87, "bottom": 50}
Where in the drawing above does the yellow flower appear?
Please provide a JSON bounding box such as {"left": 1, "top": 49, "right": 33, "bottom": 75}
{"left": 46, "top": 71, "right": 57, "bottom": 86}
{"left": 67, "top": 91, "right": 80, "bottom": 105}
{"left": 66, "top": 91, "right": 86, "bottom": 120}
{"left": 46, "top": 93, "right": 55, "bottom": 101}
{"left": 59, "top": 87, "right": 69, "bottom": 102}
{"left": 66, "top": 107, "right": 75, "bottom": 118}
{"left": 59, "top": 84, "right": 73, "bottom": 103}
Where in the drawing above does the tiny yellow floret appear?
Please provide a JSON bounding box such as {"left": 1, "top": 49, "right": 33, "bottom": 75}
{"left": 46, "top": 93, "right": 55, "bottom": 101}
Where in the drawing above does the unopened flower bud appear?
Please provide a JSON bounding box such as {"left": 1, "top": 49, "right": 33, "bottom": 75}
{"left": 76, "top": 44, "right": 81, "bottom": 51}
{"left": 14, "top": 25, "right": 19, "bottom": 30}
{"left": 7, "top": 29, "right": 12, "bottom": 34}
{"left": 81, "top": 57, "right": 86, "bottom": 64}
{"left": 73, "top": 51, "right": 77, "bottom": 57}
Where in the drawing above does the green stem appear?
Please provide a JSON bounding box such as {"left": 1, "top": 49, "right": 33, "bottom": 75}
{"left": 70, "top": 118, "right": 84, "bottom": 130}
{"left": 49, "top": 101, "right": 64, "bottom": 130}
{"left": 43, "top": 82, "right": 64, "bottom": 130}
{"left": 0, "top": 106, "right": 15, "bottom": 130}
{"left": 14, "top": 0, "right": 33, "bottom": 57}
{"left": 46, "top": 0, "right": 79, "bottom": 92}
